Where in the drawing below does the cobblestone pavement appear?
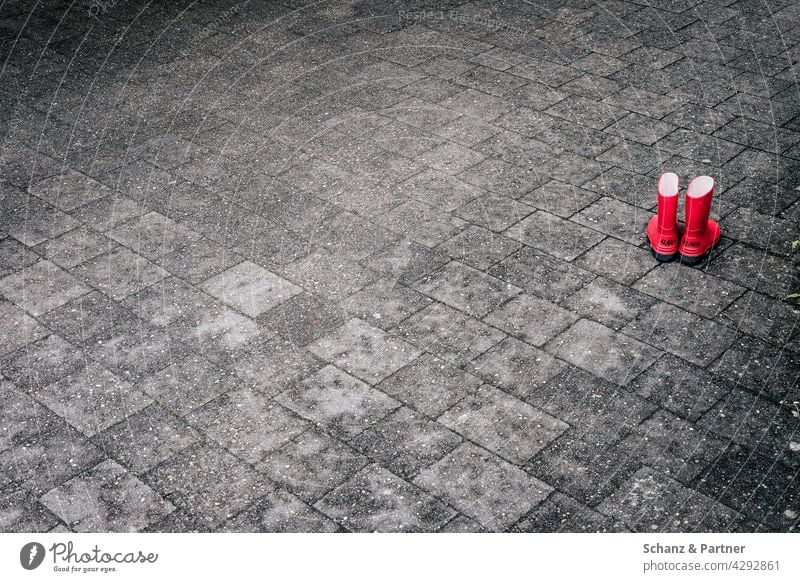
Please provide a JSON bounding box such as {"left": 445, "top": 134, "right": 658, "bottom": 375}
{"left": 1, "top": 0, "right": 799, "bottom": 533}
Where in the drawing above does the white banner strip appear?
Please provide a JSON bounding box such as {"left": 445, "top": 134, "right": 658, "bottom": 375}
{"left": 2, "top": 533, "right": 797, "bottom": 581}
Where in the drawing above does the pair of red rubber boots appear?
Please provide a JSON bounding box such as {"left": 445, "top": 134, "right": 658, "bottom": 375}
{"left": 646, "top": 173, "right": 721, "bottom": 265}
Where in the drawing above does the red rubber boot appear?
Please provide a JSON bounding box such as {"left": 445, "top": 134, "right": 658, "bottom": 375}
{"left": 678, "top": 176, "right": 721, "bottom": 265}
{"left": 646, "top": 172, "right": 680, "bottom": 262}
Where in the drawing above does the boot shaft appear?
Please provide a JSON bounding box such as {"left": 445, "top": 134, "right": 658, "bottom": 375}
{"left": 656, "top": 172, "right": 679, "bottom": 230}
{"left": 683, "top": 176, "right": 715, "bottom": 235}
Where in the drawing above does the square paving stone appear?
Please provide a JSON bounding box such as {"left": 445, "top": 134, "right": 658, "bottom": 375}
{"left": 528, "top": 367, "right": 657, "bottom": 444}
{"left": 0, "top": 260, "right": 90, "bottom": 316}
{"left": 633, "top": 262, "right": 746, "bottom": 318}
{"left": 146, "top": 444, "right": 273, "bottom": 527}
{"left": 309, "top": 211, "right": 400, "bottom": 261}
{"left": 562, "top": 277, "right": 657, "bottom": 330}
{"left": 0, "top": 333, "right": 85, "bottom": 393}
{"left": 257, "top": 292, "right": 346, "bottom": 346}
{"left": 139, "top": 355, "right": 241, "bottom": 416}
{"left": 187, "top": 390, "right": 308, "bottom": 464}
{"left": 87, "top": 324, "right": 190, "bottom": 380}
{"left": 394, "top": 168, "right": 481, "bottom": 212}
{"left": 307, "top": 318, "right": 421, "bottom": 385}
{"left": 221, "top": 489, "right": 339, "bottom": 533}
{"left": 488, "top": 247, "right": 595, "bottom": 302}
{"left": 362, "top": 240, "right": 450, "bottom": 287}
{"left": 470, "top": 338, "right": 566, "bottom": 400}
{"left": 547, "top": 319, "right": 661, "bottom": 386}
{"left": 622, "top": 302, "right": 737, "bottom": 367}
{"left": 73, "top": 247, "right": 169, "bottom": 300}
{"left": 546, "top": 95, "right": 628, "bottom": 130}
{"left": 439, "top": 386, "right": 568, "bottom": 465}
{"left": 69, "top": 194, "right": 145, "bottom": 232}
{"left": 91, "top": 404, "right": 200, "bottom": 474}
{"left": 505, "top": 211, "right": 606, "bottom": 261}
{"left": 437, "top": 227, "right": 522, "bottom": 271}
{"left": 122, "top": 276, "right": 218, "bottom": 327}
{"left": 158, "top": 237, "right": 242, "bottom": 284}
{"left": 572, "top": 196, "right": 650, "bottom": 245}
{"left": 276, "top": 365, "right": 400, "bottom": 440}
{"left": 414, "top": 262, "right": 520, "bottom": 318}
{"left": 581, "top": 166, "right": 654, "bottom": 209}
{"left": 693, "top": 445, "right": 800, "bottom": 531}
{"left": 698, "top": 388, "right": 799, "bottom": 467}
{"left": 704, "top": 243, "right": 797, "bottom": 299}
{"left": 376, "top": 353, "right": 483, "bottom": 417}
{"left": 483, "top": 292, "right": 577, "bottom": 347}
{"left": 258, "top": 429, "right": 369, "bottom": 503}
{"left": 173, "top": 304, "right": 261, "bottom": 358}
{"left": 394, "top": 303, "right": 506, "bottom": 365}
{"left": 107, "top": 211, "right": 201, "bottom": 260}
{"left": 526, "top": 434, "right": 642, "bottom": 507}
{"left": 0, "top": 195, "right": 80, "bottom": 247}
{"left": 351, "top": 407, "right": 461, "bottom": 478}
{"left": 315, "top": 464, "right": 456, "bottom": 532}
{"left": 621, "top": 410, "right": 729, "bottom": 483}
{"left": 628, "top": 354, "right": 730, "bottom": 421}
{"left": 232, "top": 334, "right": 324, "bottom": 395}
{"left": 41, "top": 459, "right": 174, "bottom": 532}
{"left": 573, "top": 237, "right": 656, "bottom": 285}
{"left": 0, "top": 426, "right": 102, "bottom": 495}
{"left": 33, "top": 362, "right": 152, "bottom": 437}
{"left": 453, "top": 192, "right": 533, "bottom": 233}
{"left": 201, "top": 260, "right": 302, "bottom": 318}
{"left": 33, "top": 226, "right": 114, "bottom": 268}
{"left": 720, "top": 291, "right": 800, "bottom": 349}
{"left": 457, "top": 157, "right": 549, "bottom": 199}
{"left": 520, "top": 180, "right": 600, "bottom": 218}
{"left": 343, "top": 278, "right": 432, "bottom": 330}
{"left": 281, "top": 250, "right": 378, "bottom": 300}
{"left": 0, "top": 300, "right": 49, "bottom": 356}
{"left": 0, "top": 488, "right": 59, "bottom": 532}
{"left": 512, "top": 492, "right": 628, "bottom": 532}
{"left": 28, "top": 169, "right": 111, "bottom": 212}
{"left": 376, "top": 200, "right": 468, "bottom": 247}
{"left": 38, "top": 290, "right": 137, "bottom": 343}
{"left": 597, "top": 467, "right": 742, "bottom": 532}
{"left": 0, "top": 237, "right": 38, "bottom": 277}
{"left": 0, "top": 380, "right": 63, "bottom": 452}
{"left": 414, "top": 443, "right": 552, "bottom": 531}
{"left": 438, "top": 88, "right": 515, "bottom": 121}
{"left": 723, "top": 207, "right": 797, "bottom": 255}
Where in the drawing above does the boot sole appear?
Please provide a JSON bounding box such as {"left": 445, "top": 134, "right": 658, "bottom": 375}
{"left": 649, "top": 245, "right": 677, "bottom": 263}
{"left": 679, "top": 252, "right": 709, "bottom": 266}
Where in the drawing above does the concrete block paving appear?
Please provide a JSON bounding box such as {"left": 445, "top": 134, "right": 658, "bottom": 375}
{"left": 1, "top": 0, "right": 798, "bottom": 533}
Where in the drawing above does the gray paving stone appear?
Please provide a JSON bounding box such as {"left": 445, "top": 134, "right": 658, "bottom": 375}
{"left": 351, "top": 407, "right": 461, "bottom": 478}
{"left": 0, "top": 195, "right": 81, "bottom": 247}
{"left": 258, "top": 429, "right": 369, "bottom": 503}
{"left": 414, "top": 443, "right": 552, "bottom": 531}
{"left": 363, "top": 239, "right": 450, "bottom": 286}
{"left": 222, "top": 489, "right": 339, "bottom": 533}
{"left": 41, "top": 459, "right": 174, "bottom": 532}
{"left": 394, "top": 302, "right": 506, "bottom": 365}
{"left": 0, "top": 260, "right": 90, "bottom": 316}
{"left": 92, "top": 404, "right": 199, "bottom": 475}
{"left": 343, "top": 278, "right": 432, "bottom": 330}
{"left": 107, "top": 211, "right": 201, "bottom": 261}
{"left": 38, "top": 291, "right": 138, "bottom": 343}
{"left": 581, "top": 165, "right": 655, "bottom": 209}
{"left": 483, "top": 292, "right": 577, "bottom": 347}
{"left": 439, "top": 386, "right": 568, "bottom": 465}
{"left": 0, "top": 426, "right": 102, "bottom": 496}
{"left": 520, "top": 180, "right": 600, "bottom": 218}
{"left": 0, "top": 380, "right": 63, "bottom": 453}
{"left": 528, "top": 366, "right": 657, "bottom": 444}
{"left": 172, "top": 304, "right": 261, "bottom": 358}
{"left": 308, "top": 318, "right": 421, "bottom": 385}
{"left": 0, "top": 488, "right": 59, "bottom": 532}
{"left": 29, "top": 170, "right": 111, "bottom": 212}
{"left": 546, "top": 95, "right": 628, "bottom": 130}
{"left": 512, "top": 492, "right": 628, "bottom": 532}
{"left": 276, "top": 365, "right": 399, "bottom": 440}
{"left": 159, "top": 237, "right": 242, "bottom": 284}
{"left": 704, "top": 243, "right": 797, "bottom": 299}
{"left": 258, "top": 292, "right": 346, "bottom": 346}
{"left": 0, "top": 237, "right": 38, "bottom": 277}
{"left": 547, "top": 319, "right": 661, "bottom": 386}
{"left": 573, "top": 196, "right": 650, "bottom": 246}
{"left": 33, "top": 226, "right": 113, "bottom": 269}
{"left": 122, "top": 276, "right": 217, "bottom": 328}
{"left": 316, "top": 464, "right": 455, "bottom": 532}
{"left": 489, "top": 247, "right": 596, "bottom": 302}
{"left": 623, "top": 302, "right": 738, "bottom": 367}
{"left": 187, "top": 390, "right": 308, "bottom": 464}
{"left": 377, "top": 353, "right": 483, "bottom": 418}
{"left": 453, "top": 192, "right": 534, "bottom": 233}
{"left": 377, "top": 200, "right": 468, "bottom": 247}
{"left": 598, "top": 467, "right": 742, "bottom": 532}
{"left": 720, "top": 291, "right": 800, "bottom": 349}
{"left": 437, "top": 227, "right": 522, "bottom": 271}
{"left": 87, "top": 324, "right": 190, "bottom": 381}
{"left": 563, "top": 277, "right": 657, "bottom": 330}
{"left": 506, "top": 210, "right": 606, "bottom": 261}
{"left": 33, "top": 362, "right": 152, "bottom": 437}
{"left": 629, "top": 354, "right": 730, "bottom": 422}
{"left": 526, "top": 433, "right": 642, "bottom": 507}
{"left": 457, "top": 157, "right": 549, "bottom": 199}
{"left": 73, "top": 247, "right": 169, "bottom": 300}
{"left": 69, "top": 194, "right": 146, "bottom": 233}
{"left": 146, "top": 444, "right": 272, "bottom": 527}
{"left": 282, "top": 250, "right": 378, "bottom": 300}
